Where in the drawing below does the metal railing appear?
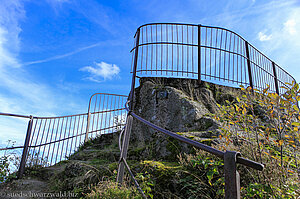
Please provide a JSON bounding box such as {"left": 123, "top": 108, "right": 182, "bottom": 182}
{"left": 130, "top": 23, "right": 296, "bottom": 94}
{"left": 117, "top": 23, "right": 297, "bottom": 199}
{"left": 117, "top": 101, "right": 264, "bottom": 198}
{"left": 0, "top": 93, "right": 127, "bottom": 178}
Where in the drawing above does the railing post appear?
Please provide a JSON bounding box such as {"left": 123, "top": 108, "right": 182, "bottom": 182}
{"left": 117, "top": 28, "right": 140, "bottom": 184}
{"left": 272, "top": 62, "right": 280, "bottom": 95}
{"left": 85, "top": 112, "right": 91, "bottom": 142}
{"left": 198, "top": 24, "right": 201, "bottom": 84}
{"left": 224, "top": 151, "right": 241, "bottom": 199}
{"left": 129, "top": 28, "right": 141, "bottom": 110}
{"left": 245, "top": 41, "right": 254, "bottom": 90}
{"left": 117, "top": 114, "right": 133, "bottom": 183}
{"left": 18, "top": 115, "right": 33, "bottom": 179}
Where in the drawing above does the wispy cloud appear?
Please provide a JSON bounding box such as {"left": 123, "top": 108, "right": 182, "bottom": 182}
{"left": 258, "top": 32, "right": 272, "bottom": 41}
{"left": 0, "top": 0, "right": 82, "bottom": 146}
{"left": 284, "top": 19, "right": 297, "bottom": 35}
{"left": 22, "top": 42, "right": 103, "bottom": 66}
{"left": 80, "top": 61, "right": 120, "bottom": 82}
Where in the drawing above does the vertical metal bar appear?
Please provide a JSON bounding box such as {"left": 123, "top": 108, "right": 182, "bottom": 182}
{"left": 161, "top": 24, "right": 163, "bottom": 75}
{"left": 73, "top": 115, "right": 81, "bottom": 153}
{"left": 59, "top": 117, "right": 69, "bottom": 162}
{"left": 151, "top": 25, "right": 153, "bottom": 74}
{"left": 96, "top": 94, "right": 103, "bottom": 135}
{"left": 172, "top": 25, "right": 174, "bottom": 76}
{"left": 198, "top": 25, "right": 201, "bottom": 83}
{"left": 36, "top": 119, "right": 48, "bottom": 165}
{"left": 214, "top": 29, "right": 218, "bottom": 80}
{"left": 192, "top": 26, "right": 194, "bottom": 76}
{"left": 224, "top": 151, "right": 241, "bottom": 199}
{"left": 166, "top": 24, "right": 168, "bottom": 75}
{"left": 18, "top": 115, "right": 33, "bottom": 179}
{"left": 272, "top": 62, "right": 280, "bottom": 95}
{"left": 145, "top": 26, "right": 148, "bottom": 74}
{"left": 177, "top": 25, "right": 179, "bottom": 76}
{"left": 41, "top": 119, "right": 52, "bottom": 163}
{"left": 99, "top": 95, "right": 106, "bottom": 135}
{"left": 117, "top": 28, "right": 140, "bottom": 184}
{"left": 219, "top": 29, "right": 223, "bottom": 81}
{"left": 50, "top": 117, "right": 61, "bottom": 165}
{"left": 210, "top": 28, "right": 212, "bottom": 79}
{"left": 117, "top": 114, "right": 133, "bottom": 184}
{"left": 85, "top": 112, "right": 91, "bottom": 142}
{"left": 187, "top": 25, "right": 189, "bottom": 76}
{"left": 55, "top": 117, "right": 64, "bottom": 164}
{"left": 129, "top": 28, "right": 140, "bottom": 110}
{"left": 182, "top": 25, "right": 184, "bottom": 76}
{"left": 79, "top": 115, "right": 85, "bottom": 146}
{"left": 65, "top": 116, "right": 72, "bottom": 159}
{"left": 69, "top": 116, "right": 77, "bottom": 156}
{"left": 46, "top": 118, "right": 56, "bottom": 166}
{"left": 245, "top": 41, "right": 254, "bottom": 90}
{"left": 28, "top": 119, "right": 38, "bottom": 166}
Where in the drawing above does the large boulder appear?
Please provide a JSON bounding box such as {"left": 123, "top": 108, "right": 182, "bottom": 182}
{"left": 129, "top": 77, "right": 240, "bottom": 160}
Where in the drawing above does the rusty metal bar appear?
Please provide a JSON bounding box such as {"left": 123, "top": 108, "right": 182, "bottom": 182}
{"left": 18, "top": 115, "right": 33, "bottom": 179}
{"left": 224, "top": 151, "right": 241, "bottom": 199}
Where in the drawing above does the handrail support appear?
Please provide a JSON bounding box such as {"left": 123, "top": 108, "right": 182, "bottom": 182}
{"left": 224, "top": 151, "right": 241, "bottom": 199}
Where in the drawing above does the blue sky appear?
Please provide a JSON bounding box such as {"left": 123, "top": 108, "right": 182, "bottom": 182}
{"left": 1, "top": 0, "right": 300, "bottom": 146}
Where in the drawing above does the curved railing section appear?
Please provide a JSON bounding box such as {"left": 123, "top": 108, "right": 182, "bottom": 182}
{"left": 131, "top": 23, "right": 295, "bottom": 94}
{"left": 0, "top": 93, "right": 127, "bottom": 178}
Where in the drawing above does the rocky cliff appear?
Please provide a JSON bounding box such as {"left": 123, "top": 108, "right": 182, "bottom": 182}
{"left": 129, "top": 77, "right": 241, "bottom": 160}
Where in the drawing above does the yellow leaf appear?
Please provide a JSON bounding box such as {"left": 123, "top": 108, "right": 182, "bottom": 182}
{"left": 294, "top": 127, "right": 298, "bottom": 131}
{"left": 284, "top": 135, "right": 289, "bottom": 138}
{"left": 278, "top": 140, "right": 284, "bottom": 146}
{"left": 271, "top": 156, "right": 278, "bottom": 160}
{"left": 293, "top": 105, "right": 299, "bottom": 112}
{"left": 263, "top": 151, "right": 269, "bottom": 155}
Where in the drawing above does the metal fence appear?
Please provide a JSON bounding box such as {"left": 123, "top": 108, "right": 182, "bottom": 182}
{"left": 131, "top": 23, "right": 295, "bottom": 94}
{"left": 118, "top": 23, "right": 297, "bottom": 199}
{"left": 0, "top": 93, "right": 127, "bottom": 178}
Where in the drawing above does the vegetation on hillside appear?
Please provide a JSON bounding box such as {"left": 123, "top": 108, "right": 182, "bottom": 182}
{"left": 1, "top": 82, "right": 299, "bottom": 199}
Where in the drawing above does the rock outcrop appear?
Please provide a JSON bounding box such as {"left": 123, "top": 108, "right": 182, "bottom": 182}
{"left": 129, "top": 77, "right": 241, "bottom": 160}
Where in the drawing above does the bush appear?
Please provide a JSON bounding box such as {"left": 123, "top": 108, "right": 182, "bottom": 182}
{"left": 211, "top": 83, "right": 300, "bottom": 198}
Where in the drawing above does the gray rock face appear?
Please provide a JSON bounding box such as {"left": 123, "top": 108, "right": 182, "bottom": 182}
{"left": 129, "top": 77, "right": 240, "bottom": 160}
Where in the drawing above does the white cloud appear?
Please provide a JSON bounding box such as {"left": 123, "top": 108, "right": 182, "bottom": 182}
{"left": 258, "top": 32, "right": 272, "bottom": 41}
{"left": 284, "top": 19, "right": 297, "bottom": 35}
{"left": 80, "top": 61, "right": 120, "bottom": 82}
